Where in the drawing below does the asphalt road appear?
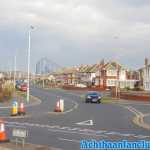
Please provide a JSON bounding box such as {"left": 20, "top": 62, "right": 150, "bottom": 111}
{"left": 3, "top": 87, "right": 150, "bottom": 150}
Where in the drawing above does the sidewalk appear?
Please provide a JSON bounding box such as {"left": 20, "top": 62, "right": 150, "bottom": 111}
{"left": 0, "top": 142, "right": 61, "bottom": 150}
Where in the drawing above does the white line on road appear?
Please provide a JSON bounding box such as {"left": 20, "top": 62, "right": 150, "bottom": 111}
{"left": 48, "top": 129, "right": 107, "bottom": 137}
{"left": 5, "top": 121, "right": 150, "bottom": 139}
{"left": 76, "top": 120, "right": 93, "bottom": 126}
{"left": 58, "top": 138, "right": 80, "bottom": 143}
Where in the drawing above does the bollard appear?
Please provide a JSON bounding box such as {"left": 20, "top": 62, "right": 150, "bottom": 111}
{"left": 11, "top": 100, "right": 18, "bottom": 116}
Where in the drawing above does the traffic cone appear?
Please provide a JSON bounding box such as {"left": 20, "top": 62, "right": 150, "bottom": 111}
{"left": 54, "top": 100, "right": 61, "bottom": 112}
{"left": 0, "top": 120, "right": 9, "bottom": 143}
{"left": 18, "top": 102, "right": 26, "bottom": 116}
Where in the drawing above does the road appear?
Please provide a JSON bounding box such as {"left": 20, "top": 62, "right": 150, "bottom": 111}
{"left": 3, "top": 87, "right": 150, "bottom": 150}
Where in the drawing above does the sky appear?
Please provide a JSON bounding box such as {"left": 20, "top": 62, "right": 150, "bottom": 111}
{"left": 0, "top": 0, "right": 150, "bottom": 72}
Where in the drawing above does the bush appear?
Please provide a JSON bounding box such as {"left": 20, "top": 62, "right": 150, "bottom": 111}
{"left": 124, "top": 86, "right": 131, "bottom": 91}
{"left": 1, "top": 83, "right": 14, "bottom": 100}
{"left": 0, "top": 93, "right": 3, "bottom": 101}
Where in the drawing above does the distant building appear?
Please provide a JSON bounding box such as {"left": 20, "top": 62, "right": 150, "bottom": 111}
{"left": 143, "top": 58, "right": 150, "bottom": 91}
{"left": 36, "top": 58, "right": 52, "bottom": 75}
{"left": 36, "top": 58, "right": 61, "bottom": 75}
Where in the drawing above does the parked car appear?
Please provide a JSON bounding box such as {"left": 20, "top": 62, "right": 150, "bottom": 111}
{"left": 15, "top": 83, "right": 21, "bottom": 90}
{"left": 85, "top": 91, "right": 102, "bottom": 103}
{"left": 20, "top": 84, "right": 27, "bottom": 92}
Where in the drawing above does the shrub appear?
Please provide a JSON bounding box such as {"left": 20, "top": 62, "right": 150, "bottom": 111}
{"left": 2, "top": 82, "right": 14, "bottom": 100}
{"left": 0, "top": 93, "right": 3, "bottom": 102}
{"left": 124, "top": 86, "right": 131, "bottom": 91}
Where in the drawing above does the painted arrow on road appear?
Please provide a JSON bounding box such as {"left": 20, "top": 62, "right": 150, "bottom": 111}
{"left": 76, "top": 120, "right": 93, "bottom": 126}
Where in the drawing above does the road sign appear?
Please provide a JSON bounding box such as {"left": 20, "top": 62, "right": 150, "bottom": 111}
{"left": 76, "top": 120, "right": 94, "bottom": 126}
{"left": 12, "top": 128, "right": 28, "bottom": 148}
{"left": 12, "top": 128, "right": 28, "bottom": 138}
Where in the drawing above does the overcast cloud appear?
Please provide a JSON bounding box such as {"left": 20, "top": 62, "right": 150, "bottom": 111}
{"left": 0, "top": 0, "right": 150, "bottom": 72}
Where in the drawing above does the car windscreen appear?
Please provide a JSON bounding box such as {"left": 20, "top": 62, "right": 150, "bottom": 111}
{"left": 88, "top": 92, "right": 101, "bottom": 96}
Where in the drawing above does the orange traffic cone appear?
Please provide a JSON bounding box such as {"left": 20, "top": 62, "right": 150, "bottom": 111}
{"left": 54, "top": 100, "right": 61, "bottom": 112}
{"left": 18, "top": 102, "right": 26, "bottom": 116}
{"left": 0, "top": 120, "right": 9, "bottom": 143}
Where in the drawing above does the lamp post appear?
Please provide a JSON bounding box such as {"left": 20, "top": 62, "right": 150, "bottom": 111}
{"left": 27, "top": 26, "right": 34, "bottom": 103}
{"left": 13, "top": 55, "right": 16, "bottom": 89}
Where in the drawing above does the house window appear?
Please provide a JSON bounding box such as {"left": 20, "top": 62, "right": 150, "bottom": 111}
{"left": 107, "top": 79, "right": 116, "bottom": 86}
{"left": 107, "top": 70, "right": 117, "bottom": 76}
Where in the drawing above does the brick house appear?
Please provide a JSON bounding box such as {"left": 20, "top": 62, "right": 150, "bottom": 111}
{"left": 95, "top": 61, "right": 139, "bottom": 90}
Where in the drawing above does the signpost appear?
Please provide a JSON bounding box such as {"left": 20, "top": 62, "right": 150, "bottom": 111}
{"left": 12, "top": 128, "right": 28, "bottom": 148}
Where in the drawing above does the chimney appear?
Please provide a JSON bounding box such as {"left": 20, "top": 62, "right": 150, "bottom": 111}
{"left": 145, "top": 58, "right": 149, "bottom": 66}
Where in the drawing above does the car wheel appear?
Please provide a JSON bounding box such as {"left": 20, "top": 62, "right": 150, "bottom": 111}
{"left": 97, "top": 100, "right": 101, "bottom": 104}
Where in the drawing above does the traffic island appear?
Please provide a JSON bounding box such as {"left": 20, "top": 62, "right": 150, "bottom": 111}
{"left": 0, "top": 94, "right": 41, "bottom": 119}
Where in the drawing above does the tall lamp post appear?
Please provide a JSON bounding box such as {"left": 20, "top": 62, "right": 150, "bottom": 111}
{"left": 27, "top": 26, "right": 34, "bottom": 103}
{"left": 13, "top": 55, "right": 16, "bottom": 89}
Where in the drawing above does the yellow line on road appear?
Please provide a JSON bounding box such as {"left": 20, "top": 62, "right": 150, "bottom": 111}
{"left": 122, "top": 105, "right": 150, "bottom": 130}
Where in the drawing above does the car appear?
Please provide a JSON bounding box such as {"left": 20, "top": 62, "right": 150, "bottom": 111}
{"left": 85, "top": 91, "right": 102, "bottom": 103}
{"left": 15, "top": 83, "right": 21, "bottom": 90}
{"left": 20, "top": 84, "right": 27, "bottom": 92}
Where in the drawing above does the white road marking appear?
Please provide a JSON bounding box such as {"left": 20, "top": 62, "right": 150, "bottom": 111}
{"left": 58, "top": 138, "right": 80, "bottom": 143}
{"left": 48, "top": 129, "right": 107, "bottom": 137}
{"left": 67, "top": 128, "right": 80, "bottom": 131}
{"left": 76, "top": 120, "right": 93, "bottom": 126}
{"left": 5, "top": 121, "right": 150, "bottom": 139}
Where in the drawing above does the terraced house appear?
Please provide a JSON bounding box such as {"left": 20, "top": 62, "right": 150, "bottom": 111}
{"left": 54, "top": 61, "right": 139, "bottom": 90}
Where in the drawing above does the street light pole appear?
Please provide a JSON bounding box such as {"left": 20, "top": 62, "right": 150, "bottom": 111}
{"left": 27, "top": 26, "right": 34, "bottom": 103}
{"left": 14, "top": 55, "right": 16, "bottom": 89}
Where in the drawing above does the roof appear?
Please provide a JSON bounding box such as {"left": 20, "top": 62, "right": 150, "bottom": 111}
{"left": 102, "top": 61, "right": 125, "bottom": 70}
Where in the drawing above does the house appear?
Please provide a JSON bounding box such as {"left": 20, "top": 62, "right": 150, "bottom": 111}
{"left": 54, "top": 60, "right": 139, "bottom": 89}
{"left": 54, "top": 67, "right": 80, "bottom": 85}
{"left": 95, "top": 61, "right": 139, "bottom": 90}
{"left": 78, "top": 64, "right": 102, "bottom": 87}
{"left": 143, "top": 58, "right": 150, "bottom": 91}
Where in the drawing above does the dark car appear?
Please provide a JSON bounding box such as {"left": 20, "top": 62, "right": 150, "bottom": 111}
{"left": 85, "top": 92, "right": 102, "bottom": 103}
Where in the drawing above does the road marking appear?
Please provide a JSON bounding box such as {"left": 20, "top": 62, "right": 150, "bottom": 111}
{"left": 76, "top": 120, "right": 93, "bottom": 126}
{"left": 58, "top": 138, "right": 80, "bottom": 143}
{"left": 48, "top": 129, "right": 107, "bottom": 137}
{"left": 121, "top": 105, "right": 150, "bottom": 130}
{"left": 5, "top": 121, "right": 150, "bottom": 139}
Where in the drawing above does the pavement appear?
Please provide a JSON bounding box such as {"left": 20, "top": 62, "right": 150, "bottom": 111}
{"left": 1, "top": 87, "right": 150, "bottom": 150}
{"left": 0, "top": 142, "right": 61, "bottom": 150}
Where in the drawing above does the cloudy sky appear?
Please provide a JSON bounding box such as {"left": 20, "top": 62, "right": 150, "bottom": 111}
{"left": 0, "top": 0, "right": 150, "bottom": 72}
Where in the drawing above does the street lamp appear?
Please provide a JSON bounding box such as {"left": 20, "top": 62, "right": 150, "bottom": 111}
{"left": 13, "top": 55, "right": 16, "bottom": 89}
{"left": 27, "top": 26, "right": 34, "bottom": 103}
